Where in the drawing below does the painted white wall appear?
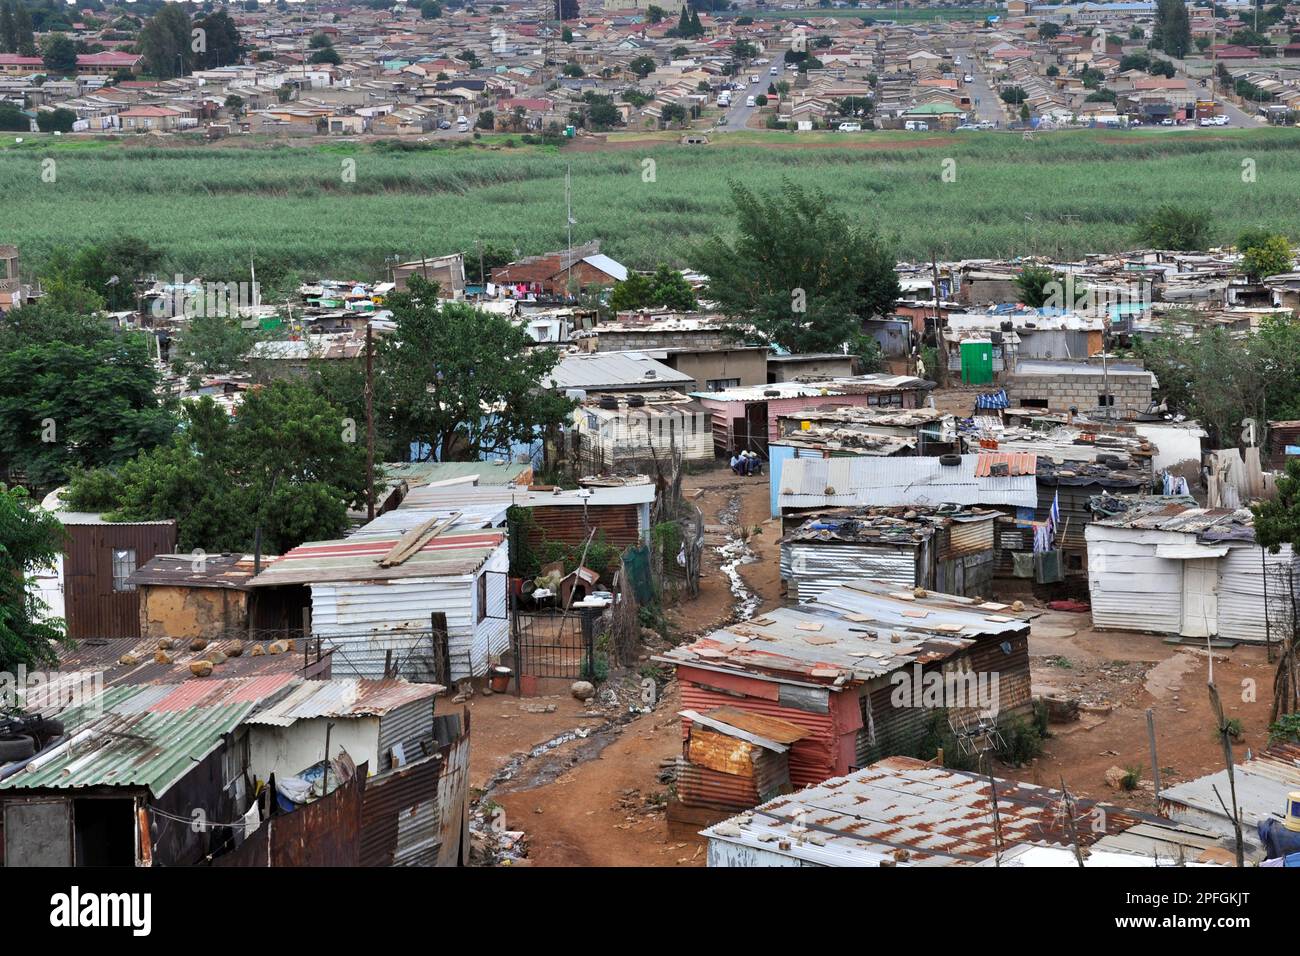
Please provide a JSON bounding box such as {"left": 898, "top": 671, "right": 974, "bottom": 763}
{"left": 247, "top": 716, "right": 381, "bottom": 784}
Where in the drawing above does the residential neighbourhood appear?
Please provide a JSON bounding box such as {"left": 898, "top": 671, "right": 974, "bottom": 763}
{"left": 0, "top": 0, "right": 1295, "bottom": 935}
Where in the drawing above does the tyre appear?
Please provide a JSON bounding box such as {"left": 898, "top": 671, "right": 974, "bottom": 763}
{"left": 0, "top": 735, "right": 37, "bottom": 762}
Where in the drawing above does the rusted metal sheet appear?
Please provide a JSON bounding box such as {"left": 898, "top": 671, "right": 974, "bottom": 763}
{"left": 528, "top": 504, "right": 640, "bottom": 548}
{"left": 64, "top": 521, "right": 177, "bottom": 639}
{"left": 688, "top": 727, "right": 756, "bottom": 777}
{"left": 680, "top": 683, "right": 836, "bottom": 787}
{"left": 974, "top": 452, "right": 1037, "bottom": 477}
{"left": 213, "top": 764, "right": 365, "bottom": 867}
{"left": 699, "top": 707, "right": 809, "bottom": 746}
{"left": 359, "top": 711, "right": 470, "bottom": 866}
{"left": 940, "top": 516, "right": 995, "bottom": 559}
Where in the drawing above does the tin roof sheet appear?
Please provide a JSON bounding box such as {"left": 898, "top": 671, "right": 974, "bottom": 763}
{"left": 702, "top": 756, "right": 1150, "bottom": 867}
{"left": 0, "top": 702, "right": 255, "bottom": 796}
{"left": 249, "top": 528, "right": 506, "bottom": 587}
{"left": 778, "top": 455, "right": 1037, "bottom": 509}
{"left": 243, "top": 678, "right": 439, "bottom": 727}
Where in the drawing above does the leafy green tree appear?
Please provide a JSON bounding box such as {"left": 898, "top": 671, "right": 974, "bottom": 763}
{"left": 310, "top": 45, "right": 341, "bottom": 66}
{"left": 193, "top": 10, "right": 244, "bottom": 69}
{"left": 1038, "top": 22, "right": 1061, "bottom": 40}
{"left": 0, "top": 311, "right": 177, "bottom": 491}
{"left": 689, "top": 180, "right": 900, "bottom": 354}
{"left": 12, "top": 1, "right": 34, "bottom": 56}
{"left": 660, "top": 102, "right": 687, "bottom": 127}
{"left": 1014, "top": 266, "right": 1061, "bottom": 308}
{"left": 1241, "top": 234, "right": 1293, "bottom": 279}
{"left": 0, "top": 2, "right": 17, "bottom": 55}
{"left": 64, "top": 381, "right": 368, "bottom": 555}
{"left": 375, "top": 276, "right": 573, "bottom": 462}
{"left": 0, "top": 485, "right": 68, "bottom": 670}
{"left": 43, "top": 236, "right": 162, "bottom": 312}
{"left": 420, "top": 0, "right": 442, "bottom": 18}
{"left": 139, "top": 4, "right": 192, "bottom": 77}
{"left": 36, "top": 107, "right": 76, "bottom": 132}
{"left": 40, "top": 33, "right": 77, "bottom": 74}
{"left": 647, "top": 4, "right": 666, "bottom": 23}
{"left": 628, "top": 54, "right": 656, "bottom": 78}
{"left": 171, "top": 313, "right": 268, "bottom": 384}
{"left": 1153, "top": 0, "right": 1191, "bottom": 57}
{"left": 609, "top": 265, "right": 697, "bottom": 312}
{"left": 0, "top": 104, "right": 26, "bottom": 131}
{"left": 1135, "top": 204, "right": 1212, "bottom": 251}
{"left": 475, "top": 109, "right": 494, "bottom": 129}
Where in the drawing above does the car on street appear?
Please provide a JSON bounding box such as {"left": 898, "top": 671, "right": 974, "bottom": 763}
{"left": 837, "top": 122, "right": 862, "bottom": 132}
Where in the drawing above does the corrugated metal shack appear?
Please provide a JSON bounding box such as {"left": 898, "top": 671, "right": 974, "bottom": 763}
{"left": 0, "top": 675, "right": 296, "bottom": 867}
{"left": 1085, "top": 499, "right": 1298, "bottom": 643}
{"left": 654, "top": 581, "right": 1032, "bottom": 790}
{"left": 1160, "top": 742, "right": 1300, "bottom": 857}
{"left": 249, "top": 526, "right": 509, "bottom": 682}
{"left": 672, "top": 707, "right": 809, "bottom": 820}
{"left": 702, "top": 756, "right": 1227, "bottom": 867}
{"left": 570, "top": 393, "right": 714, "bottom": 473}
{"left": 692, "top": 375, "right": 934, "bottom": 459}
{"left": 776, "top": 454, "right": 1038, "bottom": 525}
{"left": 53, "top": 512, "right": 178, "bottom": 640}
{"left": 780, "top": 507, "right": 996, "bottom": 602}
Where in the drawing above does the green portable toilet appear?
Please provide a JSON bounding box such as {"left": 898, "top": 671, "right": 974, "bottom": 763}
{"left": 960, "top": 340, "right": 994, "bottom": 384}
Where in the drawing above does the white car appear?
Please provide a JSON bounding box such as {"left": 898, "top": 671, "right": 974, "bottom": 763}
{"left": 769, "top": 65, "right": 779, "bottom": 75}
{"left": 955, "top": 123, "right": 980, "bottom": 131}
{"left": 745, "top": 95, "right": 756, "bottom": 108}
{"left": 750, "top": 74, "right": 760, "bottom": 84}
{"left": 837, "top": 122, "right": 861, "bottom": 132}
{"left": 963, "top": 73, "right": 974, "bottom": 83}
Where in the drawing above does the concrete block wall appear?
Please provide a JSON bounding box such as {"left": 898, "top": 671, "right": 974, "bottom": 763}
{"left": 1005, "top": 372, "right": 1152, "bottom": 414}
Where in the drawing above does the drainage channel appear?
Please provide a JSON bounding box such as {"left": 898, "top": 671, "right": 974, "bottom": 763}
{"left": 716, "top": 493, "right": 760, "bottom": 621}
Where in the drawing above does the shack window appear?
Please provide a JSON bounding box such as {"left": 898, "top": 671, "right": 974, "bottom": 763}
{"left": 111, "top": 549, "right": 137, "bottom": 592}
{"left": 706, "top": 378, "right": 740, "bottom": 392}
{"left": 477, "top": 572, "right": 488, "bottom": 624}
{"left": 1098, "top": 394, "right": 1115, "bottom": 407}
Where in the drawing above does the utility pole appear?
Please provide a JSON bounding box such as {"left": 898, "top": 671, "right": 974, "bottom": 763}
{"left": 565, "top": 164, "right": 574, "bottom": 301}
{"left": 365, "top": 322, "right": 375, "bottom": 521}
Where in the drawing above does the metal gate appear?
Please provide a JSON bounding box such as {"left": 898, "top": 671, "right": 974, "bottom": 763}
{"left": 512, "top": 609, "right": 596, "bottom": 681}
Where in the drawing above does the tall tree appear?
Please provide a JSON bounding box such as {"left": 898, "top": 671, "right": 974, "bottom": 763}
{"left": 139, "top": 4, "right": 192, "bottom": 78}
{"left": 12, "top": 0, "right": 34, "bottom": 56}
{"left": 0, "top": 2, "right": 18, "bottom": 55}
{"left": 376, "top": 277, "right": 573, "bottom": 462}
{"left": 193, "top": 10, "right": 243, "bottom": 69}
{"left": 690, "top": 180, "right": 901, "bottom": 354}
{"left": 0, "top": 485, "right": 68, "bottom": 670}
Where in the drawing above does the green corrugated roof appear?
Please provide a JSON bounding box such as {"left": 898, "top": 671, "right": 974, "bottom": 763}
{"left": 1, "top": 702, "right": 254, "bottom": 797}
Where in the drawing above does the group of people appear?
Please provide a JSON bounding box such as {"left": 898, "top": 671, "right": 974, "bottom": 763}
{"left": 729, "top": 449, "right": 763, "bottom": 476}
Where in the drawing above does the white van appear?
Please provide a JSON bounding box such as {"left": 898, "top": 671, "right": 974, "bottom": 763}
{"left": 837, "top": 121, "right": 861, "bottom": 132}
{"left": 904, "top": 120, "right": 929, "bottom": 131}
{"left": 769, "top": 65, "right": 779, "bottom": 75}
{"left": 745, "top": 95, "right": 756, "bottom": 108}
{"left": 456, "top": 115, "right": 469, "bottom": 132}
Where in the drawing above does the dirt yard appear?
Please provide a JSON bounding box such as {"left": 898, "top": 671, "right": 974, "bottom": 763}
{"left": 451, "top": 461, "right": 1281, "bottom": 865}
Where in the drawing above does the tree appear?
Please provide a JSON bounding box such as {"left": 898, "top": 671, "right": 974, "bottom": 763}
{"left": 0, "top": 307, "right": 177, "bottom": 491}
{"left": 689, "top": 180, "right": 900, "bottom": 354}
{"left": 40, "top": 33, "right": 77, "bottom": 74}
{"left": 555, "top": 0, "right": 578, "bottom": 18}
{"left": 628, "top": 54, "right": 656, "bottom": 78}
{"left": 647, "top": 4, "right": 666, "bottom": 22}
{"left": 660, "top": 102, "right": 687, "bottom": 127}
{"left": 562, "top": 27, "right": 573, "bottom": 43}
{"left": 12, "top": 1, "right": 34, "bottom": 56}
{"left": 1135, "top": 204, "right": 1212, "bottom": 251}
{"left": 1242, "top": 234, "right": 1293, "bottom": 279}
{"left": 475, "top": 109, "right": 494, "bottom": 129}
{"left": 1153, "top": 0, "right": 1191, "bottom": 57}
{"left": 0, "top": 2, "right": 17, "bottom": 55}
{"left": 43, "top": 236, "right": 162, "bottom": 312}
{"left": 1252, "top": 457, "right": 1300, "bottom": 718}
{"left": 139, "top": 4, "right": 192, "bottom": 78}
{"left": 609, "top": 265, "right": 697, "bottom": 312}
{"left": 0, "top": 485, "right": 67, "bottom": 670}
{"left": 193, "top": 11, "right": 244, "bottom": 69}
{"left": 374, "top": 276, "right": 573, "bottom": 462}
{"left": 309, "top": 45, "right": 341, "bottom": 65}
{"left": 562, "top": 62, "right": 584, "bottom": 77}
{"left": 1000, "top": 86, "right": 1027, "bottom": 104}
{"left": 1014, "top": 265, "right": 1061, "bottom": 308}
{"left": 171, "top": 313, "right": 267, "bottom": 384}
{"left": 65, "top": 383, "right": 368, "bottom": 555}
{"left": 420, "top": 0, "right": 442, "bottom": 17}
{"left": 35, "top": 107, "right": 76, "bottom": 132}
{"left": 1038, "top": 21, "right": 1061, "bottom": 40}
{"left": 0, "top": 104, "right": 26, "bottom": 131}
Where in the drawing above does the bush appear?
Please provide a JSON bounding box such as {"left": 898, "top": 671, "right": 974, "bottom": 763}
{"left": 994, "top": 715, "right": 1045, "bottom": 767}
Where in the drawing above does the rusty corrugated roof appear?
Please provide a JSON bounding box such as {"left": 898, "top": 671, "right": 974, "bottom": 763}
{"left": 974, "top": 452, "right": 1038, "bottom": 477}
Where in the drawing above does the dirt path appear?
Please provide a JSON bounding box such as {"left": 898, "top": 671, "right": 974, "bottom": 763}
{"left": 457, "top": 466, "right": 780, "bottom": 866}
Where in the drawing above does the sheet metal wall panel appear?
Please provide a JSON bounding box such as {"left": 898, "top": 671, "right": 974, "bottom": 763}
{"left": 528, "top": 503, "right": 640, "bottom": 549}
{"left": 377, "top": 698, "right": 435, "bottom": 773}
{"left": 1218, "top": 544, "right": 1298, "bottom": 644}
{"left": 1086, "top": 526, "right": 1187, "bottom": 633}
{"left": 782, "top": 541, "right": 920, "bottom": 602}
{"left": 65, "top": 522, "right": 177, "bottom": 639}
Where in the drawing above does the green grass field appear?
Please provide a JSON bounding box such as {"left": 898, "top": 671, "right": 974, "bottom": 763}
{"left": 2, "top": 128, "right": 1298, "bottom": 291}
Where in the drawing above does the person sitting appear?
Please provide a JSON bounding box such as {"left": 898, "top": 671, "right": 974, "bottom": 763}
{"left": 729, "top": 452, "right": 745, "bottom": 476}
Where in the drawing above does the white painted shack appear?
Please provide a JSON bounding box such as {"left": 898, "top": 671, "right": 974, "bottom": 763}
{"left": 249, "top": 525, "right": 509, "bottom": 681}
{"left": 1085, "top": 502, "right": 1298, "bottom": 643}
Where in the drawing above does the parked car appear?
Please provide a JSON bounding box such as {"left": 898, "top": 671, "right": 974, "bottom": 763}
{"left": 745, "top": 95, "right": 756, "bottom": 108}
{"left": 837, "top": 122, "right": 862, "bottom": 132}
{"left": 769, "top": 65, "right": 779, "bottom": 75}
{"left": 904, "top": 120, "right": 930, "bottom": 131}
{"left": 963, "top": 73, "right": 974, "bottom": 83}
{"left": 437, "top": 120, "right": 451, "bottom": 130}
{"left": 749, "top": 74, "right": 760, "bottom": 84}
{"left": 1160, "top": 118, "right": 1175, "bottom": 126}
{"left": 955, "top": 123, "right": 980, "bottom": 131}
